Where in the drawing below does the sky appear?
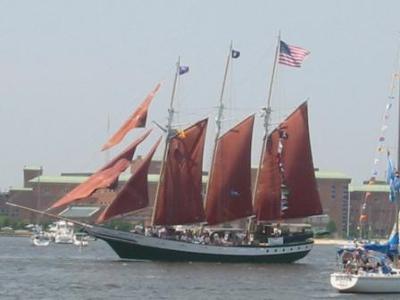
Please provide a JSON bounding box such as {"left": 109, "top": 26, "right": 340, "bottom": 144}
{"left": 1, "top": 0, "right": 400, "bottom": 191}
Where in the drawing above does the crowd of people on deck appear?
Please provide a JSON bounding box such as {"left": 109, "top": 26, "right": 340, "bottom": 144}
{"left": 340, "top": 247, "right": 392, "bottom": 275}
{"left": 129, "top": 222, "right": 292, "bottom": 247}
{"left": 132, "top": 225, "right": 250, "bottom": 246}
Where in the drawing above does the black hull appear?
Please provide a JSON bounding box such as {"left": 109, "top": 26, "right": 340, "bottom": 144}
{"left": 86, "top": 226, "right": 313, "bottom": 263}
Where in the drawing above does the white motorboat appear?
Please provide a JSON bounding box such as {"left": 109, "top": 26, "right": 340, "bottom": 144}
{"left": 73, "top": 232, "right": 89, "bottom": 247}
{"left": 31, "top": 232, "right": 50, "bottom": 247}
{"left": 330, "top": 270, "right": 400, "bottom": 293}
{"left": 53, "top": 220, "right": 74, "bottom": 244}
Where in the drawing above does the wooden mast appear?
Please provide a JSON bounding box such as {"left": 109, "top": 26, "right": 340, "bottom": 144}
{"left": 204, "top": 41, "right": 233, "bottom": 214}
{"left": 251, "top": 33, "right": 281, "bottom": 227}
{"left": 151, "top": 58, "right": 181, "bottom": 225}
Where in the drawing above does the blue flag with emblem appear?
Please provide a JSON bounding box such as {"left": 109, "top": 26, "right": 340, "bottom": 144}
{"left": 231, "top": 49, "right": 240, "bottom": 59}
{"left": 179, "top": 66, "right": 189, "bottom": 75}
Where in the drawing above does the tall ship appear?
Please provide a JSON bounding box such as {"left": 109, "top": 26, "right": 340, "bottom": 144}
{"left": 9, "top": 37, "right": 322, "bottom": 262}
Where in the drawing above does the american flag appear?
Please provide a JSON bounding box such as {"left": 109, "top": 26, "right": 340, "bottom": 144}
{"left": 279, "top": 40, "right": 310, "bottom": 67}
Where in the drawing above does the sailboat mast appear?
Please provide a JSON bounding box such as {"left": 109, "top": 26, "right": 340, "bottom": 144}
{"left": 215, "top": 41, "right": 233, "bottom": 143}
{"left": 395, "top": 74, "right": 400, "bottom": 267}
{"left": 36, "top": 167, "right": 42, "bottom": 225}
{"left": 252, "top": 33, "right": 281, "bottom": 205}
{"left": 151, "top": 58, "right": 181, "bottom": 225}
{"left": 204, "top": 42, "right": 233, "bottom": 207}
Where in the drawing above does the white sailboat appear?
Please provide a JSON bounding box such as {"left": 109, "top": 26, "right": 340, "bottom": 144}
{"left": 30, "top": 170, "right": 51, "bottom": 247}
{"left": 330, "top": 270, "right": 400, "bottom": 293}
{"left": 331, "top": 64, "right": 400, "bottom": 294}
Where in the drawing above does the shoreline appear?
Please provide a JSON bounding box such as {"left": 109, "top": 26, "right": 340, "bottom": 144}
{"left": 314, "top": 239, "right": 350, "bottom": 245}
{"left": 0, "top": 231, "right": 31, "bottom": 237}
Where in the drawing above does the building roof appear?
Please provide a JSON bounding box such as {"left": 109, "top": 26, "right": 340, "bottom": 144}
{"left": 29, "top": 175, "right": 89, "bottom": 184}
{"left": 23, "top": 166, "right": 42, "bottom": 170}
{"left": 349, "top": 184, "right": 390, "bottom": 193}
{"left": 29, "top": 174, "right": 208, "bottom": 184}
{"left": 314, "top": 170, "right": 352, "bottom": 180}
{"left": 9, "top": 187, "right": 33, "bottom": 192}
{"left": 26, "top": 170, "right": 351, "bottom": 186}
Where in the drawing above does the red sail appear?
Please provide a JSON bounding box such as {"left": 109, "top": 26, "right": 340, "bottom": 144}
{"left": 152, "top": 119, "right": 208, "bottom": 226}
{"left": 254, "top": 102, "right": 322, "bottom": 221}
{"left": 99, "top": 129, "right": 151, "bottom": 171}
{"left": 205, "top": 115, "right": 255, "bottom": 225}
{"left": 101, "top": 83, "right": 161, "bottom": 151}
{"left": 96, "top": 137, "right": 161, "bottom": 223}
{"left": 50, "top": 129, "right": 152, "bottom": 210}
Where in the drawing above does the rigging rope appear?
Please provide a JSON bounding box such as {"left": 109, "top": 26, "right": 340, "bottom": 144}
{"left": 359, "top": 72, "right": 399, "bottom": 236}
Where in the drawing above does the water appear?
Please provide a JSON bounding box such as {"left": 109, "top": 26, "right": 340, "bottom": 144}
{"left": 0, "top": 237, "right": 397, "bottom": 300}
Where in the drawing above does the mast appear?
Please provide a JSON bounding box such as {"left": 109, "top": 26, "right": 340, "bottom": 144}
{"left": 36, "top": 167, "right": 42, "bottom": 225}
{"left": 204, "top": 41, "right": 233, "bottom": 216}
{"left": 395, "top": 73, "right": 400, "bottom": 267}
{"left": 215, "top": 41, "right": 233, "bottom": 143}
{"left": 151, "top": 58, "right": 180, "bottom": 225}
{"left": 252, "top": 33, "right": 281, "bottom": 223}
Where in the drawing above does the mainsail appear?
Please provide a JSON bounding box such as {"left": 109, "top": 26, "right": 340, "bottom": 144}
{"left": 205, "top": 115, "right": 255, "bottom": 225}
{"left": 254, "top": 102, "right": 322, "bottom": 221}
{"left": 152, "top": 119, "right": 208, "bottom": 226}
{"left": 96, "top": 137, "right": 162, "bottom": 223}
{"left": 50, "top": 129, "right": 152, "bottom": 210}
{"left": 101, "top": 83, "right": 161, "bottom": 151}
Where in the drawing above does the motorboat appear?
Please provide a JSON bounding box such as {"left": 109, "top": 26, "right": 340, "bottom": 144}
{"left": 73, "top": 232, "right": 89, "bottom": 247}
{"left": 53, "top": 220, "right": 74, "bottom": 244}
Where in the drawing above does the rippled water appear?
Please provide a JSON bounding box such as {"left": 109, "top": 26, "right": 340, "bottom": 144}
{"left": 0, "top": 236, "right": 398, "bottom": 300}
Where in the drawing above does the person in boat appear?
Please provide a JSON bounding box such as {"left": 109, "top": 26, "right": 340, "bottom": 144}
{"left": 273, "top": 223, "right": 282, "bottom": 237}
{"left": 199, "top": 232, "right": 210, "bottom": 245}
{"left": 341, "top": 251, "right": 354, "bottom": 273}
{"left": 133, "top": 225, "right": 144, "bottom": 234}
{"left": 212, "top": 233, "right": 222, "bottom": 245}
{"left": 158, "top": 227, "right": 167, "bottom": 239}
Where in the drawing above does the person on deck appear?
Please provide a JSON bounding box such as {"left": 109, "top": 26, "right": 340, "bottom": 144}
{"left": 273, "top": 224, "right": 282, "bottom": 237}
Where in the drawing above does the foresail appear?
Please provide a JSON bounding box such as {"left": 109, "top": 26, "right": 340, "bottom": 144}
{"left": 254, "top": 102, "right": 322, "bottom": 221}
{"left": 205, "top": 115, "right": 255, "bottom": 225}
{"left": 99, "top": 129, "right": 152, "bottom": 171}
{"left": 96, "top": 137, "right": 162, "bottom": 223}
{"left": 101, "top": 83, "right": 161, "bottom": 151}
{"left": 152, "top": 119, "right": 208, "bottom": 226}
{"left": 50, "top": 129, "right": 152, "bottom": 210}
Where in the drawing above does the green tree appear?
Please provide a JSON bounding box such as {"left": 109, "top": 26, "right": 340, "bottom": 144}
{"left": 326, "top": 220, "right": 337, "bottom": 234}
{"left": 0, "top": 214, "right": 11, "bottom": 228}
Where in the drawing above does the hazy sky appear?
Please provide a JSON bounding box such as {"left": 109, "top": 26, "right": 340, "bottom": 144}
{"left": 1, "top": 0, "right": 400, "bottom": 191}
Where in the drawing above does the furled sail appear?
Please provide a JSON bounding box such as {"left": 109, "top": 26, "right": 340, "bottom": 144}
{"left": 96, "top": 137, "right": 162, "bottom": 223}
{"left": 101, "top": 83, "right": 161, "bottom": 151}
{"left": 205, "top": 115, "right": 255, "bottom": 225}
{"left": 254, "top": 102, "right": 322, "bottom": 221}
{"left": 50, "top": 129, "right": 152, "bottom": 210}
{"left": 152, "top": 118, "right": 208, "bottom": 225}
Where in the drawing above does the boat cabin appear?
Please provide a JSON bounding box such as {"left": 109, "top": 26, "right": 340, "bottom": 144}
{"left": 253, "top": 223, "right": 313, "bottom": 245}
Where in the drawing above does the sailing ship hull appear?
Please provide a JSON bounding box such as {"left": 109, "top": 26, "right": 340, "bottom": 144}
{"left": 86, "top": 226, "right": 313, "bottom": 263}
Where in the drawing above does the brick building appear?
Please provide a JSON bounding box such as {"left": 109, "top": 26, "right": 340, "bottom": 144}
{"left": 2, "top": 163, "right": 395, "bottom": 239}
{"left": 315, "top": 171, "right": 351, "bottom": 237}
{"left": 348, "top": 182, "right": 394, "bottom": 239}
